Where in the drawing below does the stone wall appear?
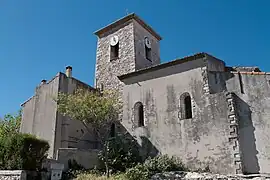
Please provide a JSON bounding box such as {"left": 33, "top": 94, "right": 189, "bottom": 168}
{"left": 151, "top": 171, "right": 270, "bottom": 180}
{"left": 94, "top": 21, "right": 136, "bottom": 93}
{"left": 0, "top": 171, "right": 26, "bottom": 180}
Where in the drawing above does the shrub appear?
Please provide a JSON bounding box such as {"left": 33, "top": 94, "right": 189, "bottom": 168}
{"left": 0, "top": 133, "right": 49, "bottom": 171}
{"left": 125, "top": 155, "right": 188, "bottom": 180}
{"left": 125, "top": 164, "right": 150, "bottom": 180}
{"left": 98, "top": 133, "right": 142, "bottom": 173}
{"left": 143, "top": 154, "right": 187, "bottom": 173}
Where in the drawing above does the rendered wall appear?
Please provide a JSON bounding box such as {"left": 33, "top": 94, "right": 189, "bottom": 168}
{"left": 121, "top": 58, "right": 236, "bottom": 174}
{"left": 226, "top": 72, "right": 270, "bottom": 174}
{"left": 58, "top": 74, "right": 98, "bottom": 150}
{"left": 133, "top": 20, "right": 160, "bottom": 70}
{"left": 20, "top": 74, "right": 60, "bottom": 158}
{"left": 56, "top": 148, "right": 100, "bottom": 171}
{"left": 21, "top": 73, "right": 97, "bottom": 159}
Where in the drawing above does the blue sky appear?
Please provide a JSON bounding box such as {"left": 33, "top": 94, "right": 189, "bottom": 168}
{"left": 0, "top": 0, "right": 270, "bottom": 117}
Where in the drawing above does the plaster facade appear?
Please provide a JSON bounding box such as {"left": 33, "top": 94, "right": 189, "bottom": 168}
{"left": 20, "top": 13, "right": 270, "bottom": 174}
{"left": 20, "top": 72, "right": 97, "bottom": 159}
{"left": 94, "top": 14, "right": 270, "bottom": 174}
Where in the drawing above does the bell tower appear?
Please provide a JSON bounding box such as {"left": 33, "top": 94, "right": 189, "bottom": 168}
{"left": 94, "top": 13, "right": 162, "bottom": 92}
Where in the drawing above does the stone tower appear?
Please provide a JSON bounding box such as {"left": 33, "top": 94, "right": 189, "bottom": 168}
{"left": 94, "top": 13, "right": 162, "bottom": 92}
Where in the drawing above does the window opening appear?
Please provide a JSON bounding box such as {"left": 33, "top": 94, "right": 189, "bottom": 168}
{"left": 134, "top": 102, "right": 144, "bottom": 127}
{"left": 110, "top": 43, "right": 119, "bottom": 60}
{"left": 184, "top": 95, "right": 192, "bottom": 119}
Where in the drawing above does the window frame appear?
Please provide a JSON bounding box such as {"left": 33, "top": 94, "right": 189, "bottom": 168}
{"left": 179, "top": 92, "right": 193, "bottom": 120}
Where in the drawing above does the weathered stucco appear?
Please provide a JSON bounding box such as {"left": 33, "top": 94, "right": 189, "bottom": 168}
{"left": 20, "top": 72, "right": 97, "bottom": 159}
{"left": 56, "top": 148, "right": 100, "bottom": 171}
{"left": 20, "top": 74, "right": 60, "bottom": 158}
{"left": 120, "top": 57, "right": 237, "bottom": 174}
{"left": 133, "top": 20, "right": 160, "bottom": 70}
{"left": 226, "top": 73, "right": 270, "bottom": 174}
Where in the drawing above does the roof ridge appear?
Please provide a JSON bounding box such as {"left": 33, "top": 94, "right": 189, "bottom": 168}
{"left": 94, "top": 13, "right": 162, "bottom": 40}
{"left": 118, "top": 52, "right": 208, "bottom": 80}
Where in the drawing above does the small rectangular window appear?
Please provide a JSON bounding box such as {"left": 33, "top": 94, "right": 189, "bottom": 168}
{"left": 110, "top": 43, "right": 119, "bottom": 60}
{"left": 145, "top": 46, "right": 151, "bottom": 61}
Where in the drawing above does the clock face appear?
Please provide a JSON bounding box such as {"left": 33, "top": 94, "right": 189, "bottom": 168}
{"left": 110, "top": 35, "right": 119, "bottom": 46}
{"left": 144, "top": 37, "right": 151, "bottom": 48}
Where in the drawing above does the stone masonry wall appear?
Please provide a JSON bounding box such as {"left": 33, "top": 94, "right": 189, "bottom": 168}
{"left": 226, "top": 92, "right": 242, "bottom": 174}
{"left": 151, "top": 171, "right": 270, "bottom": 180}
{"left": 0, "top": 171, "right": 26, "bottom": 180}
{"left": 95, "top": 21, "right": 136, "bottom": 94}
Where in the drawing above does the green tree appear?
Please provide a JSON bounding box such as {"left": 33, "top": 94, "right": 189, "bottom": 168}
{"left": 0, "top": 109, "right": 21, "bottom": 138}
{"left": 56, "top": 88, "right": 121, "bottom": 177}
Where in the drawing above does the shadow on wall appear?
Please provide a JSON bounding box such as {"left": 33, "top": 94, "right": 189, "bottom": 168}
{"left": 59, "top": 121, "right": 160, "bottom": 171}
{"left": 234, "top": 94, "right": 260, "bottom": 174}
{"left": 115, "top": 121, "right": 159, "bottom": 161}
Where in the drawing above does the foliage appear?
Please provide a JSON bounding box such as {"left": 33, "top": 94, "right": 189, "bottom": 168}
{"left": 63, "top": 160, "right": 127, "bottom": 180}
{"left": 0, "top": 133, "right": 49, "bottom": 171}
{"left": 0, "top": 109, "right": 21, "bottom": 138}
{"left": 57, "top": 88, "right": 121, "bottom": 177}
{"left": 125, "top": 155, "right": 188, "bottom": 180}
{"left": 98, "top": 133, "right": 142, "bottom": 173}
{"left": 62, "top": 159, "right": 89, "bottom": 180}
{"left": 57, "top": 88, "right": 121, "bottom": 133}
{"left": 125, "top": 164, "right": 150, "bottom": 180}
{"left": 195, "top": 165, "right": 211, "bottom": 173}
{"left": 75, "top": 172, "right": 127, "bottom": 180}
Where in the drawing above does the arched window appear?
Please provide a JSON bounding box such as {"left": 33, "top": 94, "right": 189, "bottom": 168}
{"left": 134, "top": 102, "right": 144, "bottom": 127}
{"left": 110, "top": 42, "right": 119, "bottom": 60}
{"left": 110, "top": 123, "right": 116, "bottom": 137}
{"left": 180, "top": 93, "right": 192, "bottom": 119}
{"left": 184, "top": 95, "right": 192, "bottom": 119}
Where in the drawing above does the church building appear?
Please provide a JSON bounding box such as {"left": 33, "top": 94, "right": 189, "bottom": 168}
{"left": 20, "top": 13, "right": 270, "bottom": 174}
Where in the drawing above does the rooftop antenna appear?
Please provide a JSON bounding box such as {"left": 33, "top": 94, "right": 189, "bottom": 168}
{"left": 126, "top": 9, "right": 129, "bottom": 15}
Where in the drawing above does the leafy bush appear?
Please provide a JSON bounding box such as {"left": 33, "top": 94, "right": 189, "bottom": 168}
{"left": 98, "top": 133, "right": 142, "bottom": 173}
{"left": 125, "top": 155, "right": 188, "bottom": 180}
{"left": 0, "top": 110, "right": 21, "bottom": 138}
{"left": 143, "top": 154, "right": 187, "bottom": 173}
{"left": 0, "top": 133, "right": 49, "bottom": 171}
{"left": 125, "top": 164, "right": 150, "bottom": 180}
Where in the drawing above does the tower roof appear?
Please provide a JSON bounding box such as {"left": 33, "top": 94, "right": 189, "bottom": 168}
{"left": 94, "top": 13, "right": 162, "bottom": 40}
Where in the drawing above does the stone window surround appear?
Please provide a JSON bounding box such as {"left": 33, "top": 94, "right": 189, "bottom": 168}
{"left": 179, "top": 92, "right": 193, "bottom": 120}
{"left": 134, "top": 101, "right": 145, "bottom": 127}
